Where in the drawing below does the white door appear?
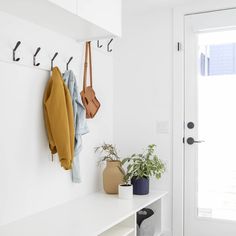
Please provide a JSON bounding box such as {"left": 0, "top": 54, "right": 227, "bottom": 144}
{"left": 185, "top": 8, "right": 236, "bottom": 236}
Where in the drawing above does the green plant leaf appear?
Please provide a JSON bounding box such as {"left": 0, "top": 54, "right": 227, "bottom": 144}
{"left": 122, "top": 144, "right": 166, "bottom": 180}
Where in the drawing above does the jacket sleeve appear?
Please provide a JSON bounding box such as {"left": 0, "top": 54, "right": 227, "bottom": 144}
{"left": 43, "top": 80, "right": 57, "bottom": 154}
{"left": 45, "top": 78, "right": 72, "bottom": 170}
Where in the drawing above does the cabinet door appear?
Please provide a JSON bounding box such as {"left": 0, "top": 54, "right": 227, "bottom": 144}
{"left": 48, "top": 0, "right": 77, "bottom": 14}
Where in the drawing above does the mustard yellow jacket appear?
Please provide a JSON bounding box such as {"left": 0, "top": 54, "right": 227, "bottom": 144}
{"left": 43, "top": 67, "right": 74, "bottom": 170}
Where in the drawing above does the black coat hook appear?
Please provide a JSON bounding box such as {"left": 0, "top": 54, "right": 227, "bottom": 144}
{"left": 66, "top": 56, "right": 73, "bottom": 70}
{"left": 33, "top": 47, "right": 41, "bottom": 66}
{"left": 107, "top": 39, "right": 113, "bottom": 52}
{"left": 13, "top": 41, "right": 21, "bottom": 62}
{"left": 97, "top": 40, "right": 103, "bottom": 48}
{"left": 51, "top": 52, "right": 58, "bottom": 70}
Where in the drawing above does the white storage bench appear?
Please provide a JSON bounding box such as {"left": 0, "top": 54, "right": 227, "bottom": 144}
{"left": 0, "top": 191, "right": 167, "bottom": 236}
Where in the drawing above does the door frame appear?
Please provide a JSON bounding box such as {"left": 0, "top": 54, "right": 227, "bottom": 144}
{"left": 172, "top": 2, "right": 236, "bottom": 236}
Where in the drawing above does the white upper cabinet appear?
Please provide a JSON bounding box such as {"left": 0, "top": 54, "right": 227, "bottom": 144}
{"left": 48, "top": 0, "right": 77, "bottom": 14}
{"left": 0, "top": 0, "right": 121, "bottom": 40}
{"left": 48, "top": 0, "right": 122, "bottom": 37}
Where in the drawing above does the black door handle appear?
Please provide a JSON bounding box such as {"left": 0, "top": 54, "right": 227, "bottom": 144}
{"left": 187, "top": 137, "right": 205, "bottom": 145}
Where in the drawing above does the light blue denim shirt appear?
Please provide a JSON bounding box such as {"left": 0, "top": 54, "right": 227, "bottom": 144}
{"left": 63, "top": 70, "right": 89, "bottom": 183}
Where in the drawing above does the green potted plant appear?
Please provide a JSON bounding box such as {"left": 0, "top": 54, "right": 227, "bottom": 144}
{"left": 95, "top": 143, "right": 124, "bottom": 194}
{"left": 122, "top": 144, "right": 165, "bottom": 195}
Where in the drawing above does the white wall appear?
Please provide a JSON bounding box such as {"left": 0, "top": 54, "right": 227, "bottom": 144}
{"left": 77, "top": 0, "right": 122, "bottom": 37}
{"left": 0, "top": 11, "right": 114, "bottom": 226}
{"left": 114, "top": 7, "right": 173, "bottom": 235}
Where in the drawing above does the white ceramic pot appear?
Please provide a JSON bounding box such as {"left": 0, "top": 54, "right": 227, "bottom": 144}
{"left": 118, "top": 184, "right": 133, "bottom": 199}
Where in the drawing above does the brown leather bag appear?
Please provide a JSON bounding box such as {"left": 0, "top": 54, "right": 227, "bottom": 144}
{"left": 80, "top": 41, "right": 100, "bottom": 119}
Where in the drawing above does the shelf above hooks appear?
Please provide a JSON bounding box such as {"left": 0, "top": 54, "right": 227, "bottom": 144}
{"left": 0, "top": 0, "right": 118, "bottom": 41}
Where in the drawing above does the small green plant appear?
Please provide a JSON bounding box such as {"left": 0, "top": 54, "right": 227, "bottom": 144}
{"left": 95, "top": 143, "right": 120, "bottom": 162}
{"left": 118, "top": 167, "right": 130, "bottom": 185}
{"left": 122, "top": 144, "right": 166, "bottom": 181}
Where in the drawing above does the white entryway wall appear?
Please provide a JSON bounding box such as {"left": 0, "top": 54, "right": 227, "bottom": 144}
{"left": 0, "top": 11, "right": 114, "bottom": 226}
{"left": 114, "top": 6, "right": 173, "bottom": 235}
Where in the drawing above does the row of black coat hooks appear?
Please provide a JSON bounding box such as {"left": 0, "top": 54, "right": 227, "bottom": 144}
{"left": 97, "top": 39, "right": 113, "bottom": 52}
{"left": 12, "top": 39, "right": 114, "bottom": 70}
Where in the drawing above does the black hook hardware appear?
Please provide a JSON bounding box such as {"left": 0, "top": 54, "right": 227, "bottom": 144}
{"left": 33, "top": 47, "right": 41, "bottom": 66}
{"left": 107, "top": 39, "right": 113, "bottom": 52}
{"left": 66, "top": 56, "right": 73, "bottom": 70}
{"left": 97, "top": 40, "right": 103, "bottom": 48}
{"left": 13, "top": 41, "right": 21, "bottom": 62}
{"left": 51, "top": 52, "right": 58, "bottom": 70}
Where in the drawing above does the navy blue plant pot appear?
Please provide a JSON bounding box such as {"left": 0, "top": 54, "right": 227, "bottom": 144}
{"left": 131, "top": 177, "right": 149, "bottom": 195}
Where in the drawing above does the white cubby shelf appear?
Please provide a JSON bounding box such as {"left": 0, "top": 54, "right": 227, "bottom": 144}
{"left": 0, "top": 191, "right": 167, "bottom": 236}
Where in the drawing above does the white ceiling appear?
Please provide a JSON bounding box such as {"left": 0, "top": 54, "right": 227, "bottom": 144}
{"left": 124, "top": 0, "right": 209, "bottom": 13}
{"left": 126, "top": 0, "right": 190, "bottom": 7}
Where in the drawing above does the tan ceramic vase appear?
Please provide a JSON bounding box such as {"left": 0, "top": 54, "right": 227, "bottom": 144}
{"left": 103, "top": 160, "right": 124, "bottom": 194}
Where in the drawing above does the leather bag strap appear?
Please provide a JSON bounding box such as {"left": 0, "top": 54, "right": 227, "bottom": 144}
{"left": 88, "top": 42, "right": 93, "bottom": 88}
{"left": 83, "top": 41, "right": 93, "bottom": 92}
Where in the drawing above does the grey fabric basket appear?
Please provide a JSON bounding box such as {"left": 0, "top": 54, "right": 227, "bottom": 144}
{"left": 137, "top": 208, "right": 156, "bottom": 236}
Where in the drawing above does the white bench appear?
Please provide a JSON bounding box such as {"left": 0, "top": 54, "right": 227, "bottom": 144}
{"left": 0, "top": 191, "right": 167, "bottom": 236}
